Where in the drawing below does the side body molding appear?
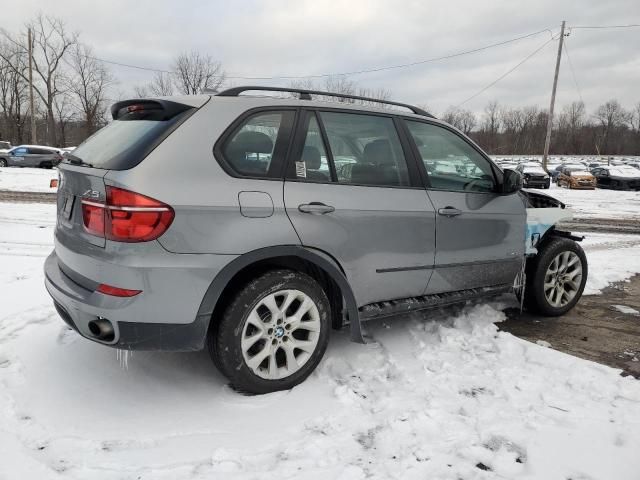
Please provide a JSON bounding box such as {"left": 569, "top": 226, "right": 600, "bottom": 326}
{"left": 196, "top": 245, "right": 364, "bottom": 344}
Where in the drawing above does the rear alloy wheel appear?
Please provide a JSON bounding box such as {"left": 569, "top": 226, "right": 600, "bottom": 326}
{"left": 524, "top": 237, "right": 588, "bottom": 316}
{"left": 210, "top": 269, "right": 330, "bottom": 394}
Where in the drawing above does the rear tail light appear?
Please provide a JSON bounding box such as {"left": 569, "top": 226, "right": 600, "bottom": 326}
{"left": 81, "top": 186, "right": 174, "bottom": 242}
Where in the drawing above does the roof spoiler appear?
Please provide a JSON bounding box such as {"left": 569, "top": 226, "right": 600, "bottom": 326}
{"left": 111, "top": 99, "right": 193, "bottom": 121}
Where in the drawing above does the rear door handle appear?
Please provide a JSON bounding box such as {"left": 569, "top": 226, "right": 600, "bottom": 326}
{"left": 298, "top": 202, "right": 335, "bottom": 215}
{"left": 437, "top": 207, "right": 462, "bottom": 217}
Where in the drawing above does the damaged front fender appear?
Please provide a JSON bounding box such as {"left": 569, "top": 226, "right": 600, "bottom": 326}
{"left": 520, "top": 189, "right": 576, "bottom": 254}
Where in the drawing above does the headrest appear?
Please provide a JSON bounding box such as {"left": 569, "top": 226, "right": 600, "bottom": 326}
{"left": 363, "top": 139, "right": 393, "bottom": 165}
{"left": 231, "top": 131, "right": 273, "bottom": 154}
{"left": 302, "top": 146, "right": 321, "bottom": 170}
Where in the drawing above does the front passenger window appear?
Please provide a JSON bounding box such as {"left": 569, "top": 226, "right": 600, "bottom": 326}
{"left": 406, "top": 121, "right": 496, "bottom": 193}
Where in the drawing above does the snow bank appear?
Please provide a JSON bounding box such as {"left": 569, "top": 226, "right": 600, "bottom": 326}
{"left": 0, "top": 204, "right": 640, "bottom": 478}
{"left": 0, "top": 167, "right": 58, "bottom": 193}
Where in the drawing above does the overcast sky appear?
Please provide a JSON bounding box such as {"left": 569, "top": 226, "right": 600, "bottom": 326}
{"left": 3, "top": 0, "right": 639, "bottom": 116}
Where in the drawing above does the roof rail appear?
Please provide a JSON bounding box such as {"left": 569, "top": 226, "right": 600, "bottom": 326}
{"left": 215, "top": 86, "right": 434, "bottom": 118}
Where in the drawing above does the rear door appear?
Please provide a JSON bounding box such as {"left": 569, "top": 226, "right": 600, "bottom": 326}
{"left": 402, "top": 120, "right": 525, "bottom": 294}
{"left": 284, "top": 109, "right": 436, "bottom": 307}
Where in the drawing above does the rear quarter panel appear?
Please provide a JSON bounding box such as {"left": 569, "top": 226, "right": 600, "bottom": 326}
{"left": 104, "top": 97, "right": 300, "bottom": 254}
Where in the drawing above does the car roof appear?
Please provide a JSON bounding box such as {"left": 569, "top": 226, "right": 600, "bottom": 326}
{"left": 150, "top": 91, "right": 441, "bottom": 124}
{"left": 204, "top": 94, "right": 440, "bottom": 122}
{"left": 13, "top": 144, "right": 59, "bottom": 150}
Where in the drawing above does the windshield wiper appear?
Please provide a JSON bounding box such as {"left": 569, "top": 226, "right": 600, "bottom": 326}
{"left": 65, "top": 153, "right": 94, "bottom": 168}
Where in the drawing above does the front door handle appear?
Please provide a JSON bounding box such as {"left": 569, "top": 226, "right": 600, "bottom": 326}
{"left": 298, "top": 202, "right": 335, "bottom": 215}
{"left": 437, "top": 206, "right": 462, "bottom": 217}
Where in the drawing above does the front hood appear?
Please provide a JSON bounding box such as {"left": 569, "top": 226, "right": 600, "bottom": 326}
{"left": 520, "top": 189, "right": 565, "bottom": 209}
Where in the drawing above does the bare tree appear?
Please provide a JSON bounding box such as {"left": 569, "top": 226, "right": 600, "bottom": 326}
{"left": 0, "top": 14, "right": 78, "bottom": 146}
{"left": 594, "top": 99, "right": 628, "bottom": 154}
{"left": 68, "top": 43, "right": 113, "bottom": 136}
{"left": 627, "top": 101, "right": 640, "bottom": 133}
{"left": 0, "top": 40, "right": 29, "bottom": 143}
{"left": 173, "top": 51, "right": 224, "bottom": 94}
{"left": 478, "top": 100, "right": 501, "bottom": 152}
{"left": 133, "top": 84, "right": 149, "bottom": 97}
{"left": 442, "top": 106, "right": 476, "bottom": 135}
{"left": 53, "top": 92, "right": 75, "bottom": 146}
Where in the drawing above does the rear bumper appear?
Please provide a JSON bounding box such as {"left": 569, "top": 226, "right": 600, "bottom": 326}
{"left": 44, "top": 241, "right": 237, "bottom": 351}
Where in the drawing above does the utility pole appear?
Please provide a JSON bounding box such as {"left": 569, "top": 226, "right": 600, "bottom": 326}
{"left": 542, "top": 20, "right": 566, "bottom": 172}
{"left": 28, "top": 27, "right": 36, "bottom": 144}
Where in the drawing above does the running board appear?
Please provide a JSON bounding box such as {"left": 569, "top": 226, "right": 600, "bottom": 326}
{"left": 359, "top": 284, "right": 512, "bottom": 321}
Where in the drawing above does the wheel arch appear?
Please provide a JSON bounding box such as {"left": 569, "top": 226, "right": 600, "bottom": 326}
{"left": 197, "top": 245, "right": 364, "bottom": 344}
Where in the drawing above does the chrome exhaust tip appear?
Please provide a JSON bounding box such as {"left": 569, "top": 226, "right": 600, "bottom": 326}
{"left": 88, "top": 319, "right": 115, "bottom": 342}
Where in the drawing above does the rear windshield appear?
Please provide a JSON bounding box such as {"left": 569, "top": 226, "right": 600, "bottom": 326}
{"left": 69, "top": 107, "right": 192, "bottom": 170}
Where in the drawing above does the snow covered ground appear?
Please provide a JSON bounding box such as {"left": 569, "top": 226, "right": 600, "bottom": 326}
{"left": 0, "top": 167, "right": 58, "bottom": 193}
{"left": 1, "top": 204, "right": 640, "bottom": 479}
{"left": 546, "top": 183, "right": 640, "bottom": 220}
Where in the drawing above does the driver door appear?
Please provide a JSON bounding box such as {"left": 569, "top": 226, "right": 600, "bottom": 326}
{"left": 402, "top": 120, "right": 525, "bottom": 294}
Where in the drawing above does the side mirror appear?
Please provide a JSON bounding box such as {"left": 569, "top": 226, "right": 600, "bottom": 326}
{"left": 501, "top": 169, "right": 523, "bottom": 194}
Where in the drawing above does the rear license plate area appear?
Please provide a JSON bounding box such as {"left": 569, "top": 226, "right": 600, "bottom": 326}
{"left": 61, "top": 193, "right": 75, "bottom": 220}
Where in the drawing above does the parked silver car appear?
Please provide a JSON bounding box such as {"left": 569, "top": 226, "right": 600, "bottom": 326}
{"left": 0, "top": 144, "right": 63, "bottom": 168}
{"left": 44, "top": 87, "right": 588, "bottom": 393}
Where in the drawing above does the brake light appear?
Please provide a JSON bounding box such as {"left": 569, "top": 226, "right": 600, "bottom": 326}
{"left": 81, "top": 187, "right": 174, "bottom": 242}
{"left": 97, "top": 283, "right": 142, "bottom": 297}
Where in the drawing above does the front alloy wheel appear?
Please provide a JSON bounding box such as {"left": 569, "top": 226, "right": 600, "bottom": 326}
{"left": 543, "top": 251, "right": 583, "bottom": 308}
{"left": 524, "top": 237, "right": 588, "bottom": 316}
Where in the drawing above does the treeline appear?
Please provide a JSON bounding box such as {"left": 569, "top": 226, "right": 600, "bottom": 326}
{"left": 443, "top": 99, "right": 640, "bottom": 156}
{"left": 1, "top": 14, "right": 639, "bottom": 155}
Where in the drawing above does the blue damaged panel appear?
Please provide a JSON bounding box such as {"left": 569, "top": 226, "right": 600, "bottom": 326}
{"left": 525, "top": 208, "right": 574, "bottom": 254}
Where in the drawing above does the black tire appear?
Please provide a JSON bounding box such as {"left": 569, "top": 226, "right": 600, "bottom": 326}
{"left": 209, "top": 269, "right": 331, "bottom": 394}
{"left": 0, "top": 159, "right": 7, "bottom": 167}
{"left": 524, "top": 237, "right": 588, "bottom": 316}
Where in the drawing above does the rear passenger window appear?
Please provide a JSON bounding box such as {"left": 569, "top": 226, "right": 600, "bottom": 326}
{"left": 222, "top": 111, "right": 292, "bottom": 178}
{"left": 319, "top": 112, "right": 410, "bottom": 187}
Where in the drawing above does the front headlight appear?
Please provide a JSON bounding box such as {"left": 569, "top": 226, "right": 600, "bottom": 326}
{"left": 543, "top": 174, "right": 549, "bottom": 179}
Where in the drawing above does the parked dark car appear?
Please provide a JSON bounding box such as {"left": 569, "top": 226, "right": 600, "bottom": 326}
{"left": 515, "top": 162, "right": 550, "bottom": 189}
{"left": 0, "top": 145, "right": 63, "bottom": 168}
{"left": 591, "top": 166, "right": 640, "bottom": 190}
{"left": 550, "top": 164, "right": 569, "bottom": 182}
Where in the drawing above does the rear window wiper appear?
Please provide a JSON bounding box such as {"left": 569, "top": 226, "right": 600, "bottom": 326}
{"left": 65, "top": 153, "right": 94, "bottom": 168}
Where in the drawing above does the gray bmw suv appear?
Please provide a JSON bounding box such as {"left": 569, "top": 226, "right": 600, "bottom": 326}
{"left": 45, "top": 87, "right": 587, "bottom": 393}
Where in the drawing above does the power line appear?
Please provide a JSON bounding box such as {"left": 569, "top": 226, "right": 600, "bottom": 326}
{"left": 570, "top": 24, "right": 640, "bottom": 29}
{"left": 87, "top": 27, "right": 554, "bottom": 80}
{"left": 456, "top": 36, "right": 557, "bottom": 107}
{"left": 86, "top": 56, "right": 172, "bottom": 75}
{"left": 562, "top": 39, "right": 584, "bottom": 105}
